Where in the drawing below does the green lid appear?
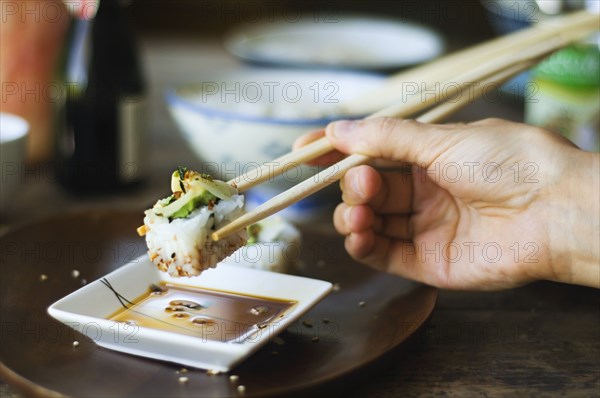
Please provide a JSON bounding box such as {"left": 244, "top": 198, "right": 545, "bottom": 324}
{"left": 534, "top": 44, "right": 600, "bottom": 87}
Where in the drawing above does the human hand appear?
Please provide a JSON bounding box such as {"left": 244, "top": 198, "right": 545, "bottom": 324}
{"left": 295, "top": 118, "right": 599, "bottom": 290}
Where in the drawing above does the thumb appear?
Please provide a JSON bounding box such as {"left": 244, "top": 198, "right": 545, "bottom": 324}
{"left": 325, "top": 117, "right": 450, "bottom": 166}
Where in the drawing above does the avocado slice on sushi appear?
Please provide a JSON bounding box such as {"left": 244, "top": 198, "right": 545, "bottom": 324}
{"left": 154, "top": 168, "right": 237, "bottom": 220}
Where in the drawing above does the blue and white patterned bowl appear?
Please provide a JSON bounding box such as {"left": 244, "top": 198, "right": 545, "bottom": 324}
{"left": 166, "top": 68, "right": 384, "bottom": 169}
{"left": 165, "top": 69, "right": 385, "bottom": 219}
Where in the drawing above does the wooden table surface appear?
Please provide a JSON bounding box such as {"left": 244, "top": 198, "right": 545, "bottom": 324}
{"left": 1, "top": 39, "right": 598, "bottom": 398}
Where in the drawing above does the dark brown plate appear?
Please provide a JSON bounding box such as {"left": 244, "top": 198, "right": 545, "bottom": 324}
{"left": 0, "top": 209, "right": 437, "bottom": 397}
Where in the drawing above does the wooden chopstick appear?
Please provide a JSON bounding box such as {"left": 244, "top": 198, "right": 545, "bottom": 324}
{"left": 343, "top": 10, "right": 599, "bottom": 114}
{"left": 213, "top": 60, "right": 537, "bottom": 241}
{"left": 229, "top": 19, "right": 589, "bottom": 193}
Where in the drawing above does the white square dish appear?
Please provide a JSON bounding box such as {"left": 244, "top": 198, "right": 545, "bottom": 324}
{"left": 48, "top": 256, "right": 332, "bottom": 372}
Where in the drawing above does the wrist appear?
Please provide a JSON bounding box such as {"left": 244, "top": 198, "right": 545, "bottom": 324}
{"left": 547, "top": 150, "right": 600, "bottom": 288}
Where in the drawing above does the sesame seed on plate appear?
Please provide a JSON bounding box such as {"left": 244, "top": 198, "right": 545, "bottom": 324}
{"left": 272, "top": 336, "right": 285, "bottom": 346}
{"left": 302, "top": 320, "right": 313, "bottom": 328}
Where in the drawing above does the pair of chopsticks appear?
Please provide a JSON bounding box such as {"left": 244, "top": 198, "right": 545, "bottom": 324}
{"left": 211, "top": 11, "right": 599, "bottom": 241}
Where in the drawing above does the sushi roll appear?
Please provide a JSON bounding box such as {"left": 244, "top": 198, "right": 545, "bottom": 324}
{"left": 137, "top": 167, "right": 247, "bottom": 277}
{"left": 221, "top": 217, "right": 302, "bottom": 274}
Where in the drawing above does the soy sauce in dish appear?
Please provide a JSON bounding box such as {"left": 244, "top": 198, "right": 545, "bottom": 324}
{"left": 108, "top": 282, "right": 296, "bottom": 342}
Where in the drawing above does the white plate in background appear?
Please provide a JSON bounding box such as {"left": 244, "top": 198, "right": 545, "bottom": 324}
{"left": 225, "top": 15, "right": 444, "bottom": 70}
{"left": 48, "top": 257, "right": 332, "bottom": 372}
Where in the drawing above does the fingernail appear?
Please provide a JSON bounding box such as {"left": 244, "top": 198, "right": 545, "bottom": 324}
{"left": 351, "top": 173, "right": 364, "bottom": 196}
{"left": 344, "top": 206, "right": 352, "bottom": 225}
{"left": 330, "top": 120, "right": 356, "bottom": 136}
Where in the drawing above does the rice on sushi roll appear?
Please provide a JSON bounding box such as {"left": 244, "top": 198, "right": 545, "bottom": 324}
{"left": 138, "top": 167, "right": 247, "bottom": 277}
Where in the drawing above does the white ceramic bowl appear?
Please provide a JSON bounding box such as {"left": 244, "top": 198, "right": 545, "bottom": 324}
{"left": 224, "top": 15, "right": 444, "bottom": 70}
{"left": 165, "top": 69, "right": 385, "bottom": 218}
{"left": 0, "top": 113, "right": 29, "bottom": 216}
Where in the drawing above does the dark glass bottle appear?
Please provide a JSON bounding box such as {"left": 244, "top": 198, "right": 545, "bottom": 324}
{"left": 55, "top": 0, "right": 146, "bottom": 193}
